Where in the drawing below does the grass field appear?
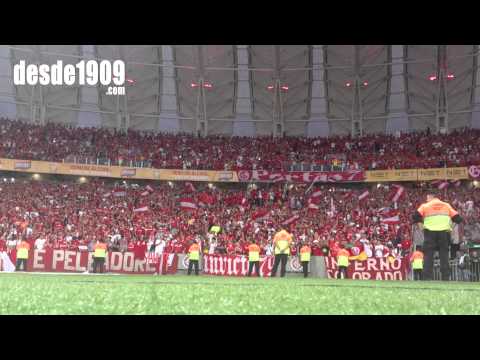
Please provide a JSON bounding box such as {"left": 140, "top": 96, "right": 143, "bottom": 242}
{"left": 1, "top": 273, "right": 480, "bottom": 315}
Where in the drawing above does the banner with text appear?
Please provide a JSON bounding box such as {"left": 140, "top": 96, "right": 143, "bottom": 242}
{"left": 15, "top": 249, "right": 178, "bottom": 274}
{"left": 200, "top": 254, "right": 303, "bottom": 277}
{"left": 365, "top": 169, "right": 418, "bottom": 182}
{"left": 236, "top": 170, "right": 364, "bottom": 183}
{"left": 417, "top": 167, "right": 469, "bottom": 181}
{"left": 0, "top": 158, "right": 238, "bottom": 182}
{"left": 324, "top": 256, "right": 409, "bottom": 280}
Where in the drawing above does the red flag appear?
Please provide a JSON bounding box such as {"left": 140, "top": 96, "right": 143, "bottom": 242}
{"left": 133, "top": 206, "right": 149, "bottom": 212}
{"left": 390, "top": 185, "right": 405, "bottom": 203}
{"left": 251, "top": 209, "right": 269, "bottom": 222}
{"left": 282, "top": 214, "right": 300, "bottom": 226}
{"left": 381, "top": 215, "right": 400, "bottom": 224}
{"left": 179, "top": 198, "right": 197, "bottom": 210}
{"left": 358, "top": 190, "right": 369, "bottom": 201}
{"left": 438, "top": 181, "right": 449, "bottom": 190}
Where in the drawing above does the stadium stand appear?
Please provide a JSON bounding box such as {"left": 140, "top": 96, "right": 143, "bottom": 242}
{"left": 0, "top": 177, "right": 478, "bottom": 262}
{"left": 1, "top": 118, "right": 480, "bottom": 171}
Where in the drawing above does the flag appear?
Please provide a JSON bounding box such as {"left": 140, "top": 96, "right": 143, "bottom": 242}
{"left": 103, "top": 192, "right": 111, "bottom": 198}
{"left": 179, "top": 198, "right": 197, "bottom": 210}
{"left": 311, "top": 190, "right": 322, "bottom": 199}
{"left": 452, "top": 180, "right": 461, "bottom": 187}
{"left": 199, "top": 192, "right": 215, "bottom": 206}
{"left": 438, "top": 181, "right": 449, "bottom": 190}
{"left": 381, "top": 215, "right": 400, "bottom": 224}
{"left": 308, "top": 203, "right": 320, "bottom": 210}
{"left": 141, "top": 191, "right": 149, "bottom": 196}
{"left": 330, "top": 197, "right": 336, "bottom": 214}
{"left": 343, "top": 190, "right": 353, "bottom": 200}
{"left": 358, "top": 190, "right": 369, "bottom": 201}
{"left": 390, "top": 185, "right": 405, "bottom": 203}
{"left": 146, "top": 185, "right": 154, "bottom": 192}
{"left": 113, "top": 190, "right": 126, "bottom": 197}
{"left": 349, "top": 251, "right": 368, "bottom": 261}
{"left": 251, "top": 209, "right": 269, "bottom": 222}
{"left": 133, "top": 206, "right": 149, "bottom": 212}
{"left": 282, "top": 214, "right": 300, "bottom": 226}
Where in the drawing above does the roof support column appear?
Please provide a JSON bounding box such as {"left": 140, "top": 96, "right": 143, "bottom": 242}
{"left": 272, "top": 46, "right": 284, "bottom": 137}
{"left": 472, "top": 45, "right": 480, "bottom": 129}
{"left": 232, "top": 45, "right": 255, "bottom": 137}
{"left": 158, "top": 45, "right": 180, "bottom": 133}
{"left": 307, "top": 45, "right": 329, "bottom": 137}
{"left": 0, "top": 45, "right": 17, "bottom": 119}
{"left": 386, "top": 45, "right": 408, "bottom": 134}
{"left": 351, "top": 45, "right": 363, "bottom": 137}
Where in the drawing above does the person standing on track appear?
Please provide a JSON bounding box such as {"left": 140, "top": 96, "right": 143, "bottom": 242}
{"left": 410, "top": 246, "right": 424, "bottom": 281}
{"left": 187, "top": 240, "right": 200, "bottom": 276}
{"left": 412, "top": 192, "right": 463, "bottom": 281}
{"left": 336, "top": 246, "right": 350, "bottom": 279}
{"left": 271, "top": 227, "right": 292, "bottom": 277}
{"left": 93, "top": 239, "right": 108, "bottom": 274}
{"left": 15, "top": 238, "right": 30, "bottom": 271}
{"left": 247, "top": 239, "right": 261, "bottom": 277}
{"left": 299, "top": 241, "right": 311, "bottom": 278}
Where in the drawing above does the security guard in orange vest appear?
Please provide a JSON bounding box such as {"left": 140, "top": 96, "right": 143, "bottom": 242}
{"left": 247, "top": 239, "right": 261, "bottom": 277}
{"left": 16, "top": 238, "right": 31, "bottom": 271}
{"left": 337, "top": 247, "right": 350, "bottom": 279}
{"left": 271, "top": 227, "right": 292, "bottom": 277}
{"left": 299, "top": 242, "right": 311, "bottom": 278}
{"left": 187, "top": 240, "right": 200, "bottom": 275}
{"left": 93, "top": 239, "right": 108, "bottom": 273}
{"left": 410, "top": 246, "right": 424, "bottom": 281}
{"left": 413, "top": 192, "right": 463, "bottom": 281}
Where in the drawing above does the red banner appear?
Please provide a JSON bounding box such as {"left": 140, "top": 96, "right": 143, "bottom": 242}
{"left": 16, "top": 250, "right": 178, "bottom": 274}
{"left": 324, "top": 256, "right": 409, "bottom": 280}
{"left": 202, "top": 254, "right": 274, "bottom": 277}
{"left": 236, "top": 170, "right": 364, "bottom": 183}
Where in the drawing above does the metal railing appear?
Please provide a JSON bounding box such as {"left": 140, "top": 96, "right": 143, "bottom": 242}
{"left": 429, "top": 260, "right": 480, "bottom": 281}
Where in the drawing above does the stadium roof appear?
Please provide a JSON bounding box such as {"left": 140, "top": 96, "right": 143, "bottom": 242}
{"left": 0, "top": 45, "right": 479, "bottom": 137}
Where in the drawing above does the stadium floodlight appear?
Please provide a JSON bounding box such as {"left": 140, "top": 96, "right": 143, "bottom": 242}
{"left": 168, "top": 181, "right": 174, "bottom": 188}
{"left": 266, "top": 85, "right": 274, "bottom": 91}
{"left": 345, "top": 82, "right": 352, "bottom": 87}
{"left": 79, "top": 177, "right": 87, "bottom": 184}
{"left": 2, "top": 178, "right": 6, "bottom": 182}
{"left": 363, "top": 81, "right": 368, "bottom": 87}
{"left": 474, "top": 181, "right": 479, "bottom": 187}
{"left": 429, "top": 75, "right": 437, "bottom": 81}
{"left": 377, "top": 183, "right": 382, "bottom": 188}
{"left": 281, "top": 85, "right": 289, "bottom": 91}
{"left": 190, "top": 82, "right": 199, "bottom": 88}
{"left": 32, "top": 174, "right": 40, "bottom": 180}
{"left": 203, "top": 82, "right": 213, "bottom": 89}
{"left": 208, "top": 183, "right": 213, "bottom": 189}
{"left": 10, "top": 178, "right": 14, "bottom": 183}
{"left": 447, "top": 74, "right": 455, "bottom": 79}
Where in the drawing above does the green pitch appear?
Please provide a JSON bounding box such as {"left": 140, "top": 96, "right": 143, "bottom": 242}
{"left": 1, "top": 273, "right": 480, "bottom": 315}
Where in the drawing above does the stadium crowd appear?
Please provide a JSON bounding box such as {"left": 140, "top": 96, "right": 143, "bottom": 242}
{"left": 0, "top": 177, "right": 478, "bottom": 261}
{"left": 1, "top": 118, "right": 480, "bottom": 171}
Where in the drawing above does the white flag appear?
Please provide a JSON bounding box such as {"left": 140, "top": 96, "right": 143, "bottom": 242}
{"left": 0, "top": 252, "right": 15, "bottom": 272}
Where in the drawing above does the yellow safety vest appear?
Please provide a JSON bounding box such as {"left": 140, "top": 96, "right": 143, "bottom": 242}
{"left": 412, "top": 258, "right": 423, "bottom": 270}
{"left": 417, "top": 198, "right": 458, "bottom": 232}
{"left": 337, "top": 255, "right": 349, "bottom": 267}
{"left": 17, "top": 247, "right": 29, "bottom": 259}
{"left": 189, "top": 245, "right": 200, "bottom": 261}
{"left": 94, "top": 247, "right": 106, "bottom": 258}
{"left": 300, "top": 247, "right": 311, "bottom": 262}
{"left": 275, "top": 239, "right": 290, "bottom": 255}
